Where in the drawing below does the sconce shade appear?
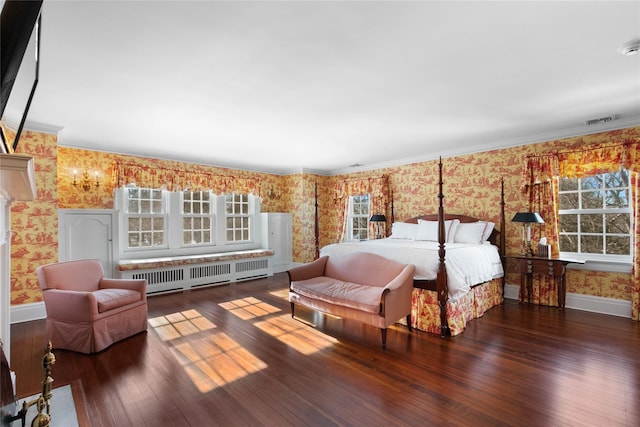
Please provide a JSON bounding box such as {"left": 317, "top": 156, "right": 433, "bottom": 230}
{"left": 369, "top": 214, "right": 387, "bottom": 222}
{"left": 511, "top": 212, "right": 544, "bottom": 224}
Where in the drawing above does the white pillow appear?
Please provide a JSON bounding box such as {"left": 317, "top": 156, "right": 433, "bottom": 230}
{"left": 478, "top": 221, "right": 495, "bottom": 241}
{"left": 453, "top": 222, "right": 487, "bottom": 244}
{"left": 416, "top": 219, "right": 458, "bottom": 242}
{"left": 390, "top": 222, "right": 419, "bottom": 240}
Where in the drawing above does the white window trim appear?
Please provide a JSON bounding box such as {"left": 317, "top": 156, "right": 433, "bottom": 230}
{"left": 115, "top": 188, "right": 262, "bottom": 259}
{"left": 347, "top": 194, "right": 370, "bottom": 241}
{"left": 558, "top": 171, "right": 633, "bottom": 265}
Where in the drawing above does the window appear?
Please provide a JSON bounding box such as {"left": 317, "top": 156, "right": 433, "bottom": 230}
{"left": 226, "top": 193, "right": 250, "bottom": 243}
{"left": 116, "top": 188, "right": 260, "bottom": 256}
{"left": 558, "top": 170, "right": 632, "bottom": 263}
{"left": 182, "top": 190, "right": 213, "bottom": 245}
{"left": 124, "top": 187, "right": 166, "bottom": 249}
{"left": 348, "top": 195, "right": 370, "bottom": 240}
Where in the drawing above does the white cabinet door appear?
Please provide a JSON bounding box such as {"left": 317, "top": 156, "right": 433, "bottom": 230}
{"left": 261, "top": 213, "right": 292, "bottom": 273}
{"left": 58, "top": 209, "right": 117, "bottom": 277}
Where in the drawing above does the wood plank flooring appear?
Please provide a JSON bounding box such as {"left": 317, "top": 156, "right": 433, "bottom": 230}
{"left": 10, "top": 273, "right": 640, "bottom": 426}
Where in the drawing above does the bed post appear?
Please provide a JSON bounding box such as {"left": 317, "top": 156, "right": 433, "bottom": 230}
{"left": 436, "top": 157, "right": 450, "bottom": 337}
{"left": 390, "top": 190, "right": 395, "bottom": 224}
{"left": 314, "top": 182, "right": 320, "bottom": 260}
{"left": 499, "top": 177, "right": 506, "bottom": 291}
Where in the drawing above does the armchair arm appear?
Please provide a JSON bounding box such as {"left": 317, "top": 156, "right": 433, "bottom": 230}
{"left": 380, "top": 265, "right": 415, "bottom": 323}
{"left": 287, "top": 256, "right": 329, "bottom": 284}
{"left": 100, "top": 278, "right": 147, "bottom": 301}
{"left": 42, "top": 289, "right": 99, "bottom": 322}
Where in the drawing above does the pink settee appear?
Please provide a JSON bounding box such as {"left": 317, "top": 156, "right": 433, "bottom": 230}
{"left": 36, "top": 259, "right": 148, "bottom": 354}
{"left": 287, "top": 252, "right": 415, "bottom": 349}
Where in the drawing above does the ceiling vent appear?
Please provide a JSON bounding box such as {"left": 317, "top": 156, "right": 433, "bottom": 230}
{"left": 585, "top": 116, "right": 615, "bottom": 126}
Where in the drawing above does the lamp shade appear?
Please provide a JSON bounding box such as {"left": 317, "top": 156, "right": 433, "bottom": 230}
{"left": 369, "top": 214, "right": 387, "bottom": 222}
{"left": 511, "top": 212, "right": 544, "bottom": 223}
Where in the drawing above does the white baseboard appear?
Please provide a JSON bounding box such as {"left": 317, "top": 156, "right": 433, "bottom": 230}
{"left": 11, "top": 302, "right": 46, "bottom": 324}
{"left": 10, "top": 284, "right": 632, "bottom": 324}
{"left": 504, "top": 283, "right": 631, "bottom": 318}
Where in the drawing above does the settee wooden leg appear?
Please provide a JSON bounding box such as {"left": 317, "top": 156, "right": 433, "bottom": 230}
{"left": 290, "top": 302, "right": 295, "bottom": 318}
{"left": 406, "top": 314, "right": 412, "bottom": 332}
{"left": 381, "top": 328, "right": 387, "bottom": 350}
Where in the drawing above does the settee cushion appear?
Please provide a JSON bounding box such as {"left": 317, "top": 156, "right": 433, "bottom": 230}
{"left": 95, "top": 289, "right": 141, "bottom": 313}
{"left": 290, "top": 277, "right": 383, "bottom": 314}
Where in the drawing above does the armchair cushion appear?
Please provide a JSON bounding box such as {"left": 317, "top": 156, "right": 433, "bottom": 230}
{"left": 95, "top": 289, "right": 142, "bottom": 313}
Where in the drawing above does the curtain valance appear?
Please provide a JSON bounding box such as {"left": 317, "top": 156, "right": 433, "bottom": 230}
{"left": 522, "top": 140, "right": 639, "bottom": 191}
{"left": 111, "top": 162, "right": 262, "bottom": 195}
{"left": 334, "top": 175, "right": 390, "bottom": 203}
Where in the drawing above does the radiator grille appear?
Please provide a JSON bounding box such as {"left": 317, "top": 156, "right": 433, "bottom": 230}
{"left": 133, "top": 269, "right": 184, "bottom": 285}
{"left": 236, "top": 259, "right": 268, "bottom": 273}
{"left": 190, "top": 263, "right": 231, "bottom": 279}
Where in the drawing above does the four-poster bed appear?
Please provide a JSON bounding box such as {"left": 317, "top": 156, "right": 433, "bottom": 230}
{"left": 316, "top": 159, "right": 506, "bottom": 337}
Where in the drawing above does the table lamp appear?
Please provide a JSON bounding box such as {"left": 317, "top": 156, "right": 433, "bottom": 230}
{"left": 369, "top": 214, "right": 387, "bottom": 239}
{"left": 511, "top": 212, "right": 544, "bottom": 256}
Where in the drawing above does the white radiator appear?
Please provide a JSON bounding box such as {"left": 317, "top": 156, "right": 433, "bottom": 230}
{"left": 121, "top": 256, "right": 272, "bottom": 295}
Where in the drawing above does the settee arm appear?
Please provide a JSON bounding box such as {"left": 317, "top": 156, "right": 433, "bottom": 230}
{"left": 42, "top": 289, "right": 99, "bottom": 322}
{"left": 287, "top": 256, "right": 329, "bottom": 284}
{"left": 100, "top": 278, "right": 147, "bottom": 301}
{"left": 380, "top": 264, "right": 415, "bottom": 322}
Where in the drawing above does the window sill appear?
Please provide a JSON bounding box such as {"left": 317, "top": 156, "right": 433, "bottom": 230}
{"left": 567, "top": 260, "right": 632, "bottom": 274}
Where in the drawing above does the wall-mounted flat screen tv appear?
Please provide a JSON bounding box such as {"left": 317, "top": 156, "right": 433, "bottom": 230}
{"left": 1, "top": 0, "right": 43, "bottom": 154}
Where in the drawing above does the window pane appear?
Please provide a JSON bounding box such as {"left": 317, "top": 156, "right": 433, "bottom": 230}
{"left": 559, "top": 214, "right": 577, "bottom": 233}
{"left": 605, "top": 189, "right": 628, "bottom": 208}
{"left": 559, "top": 234, "right": 577, "bottom": 252}
{"left": 581, "top": 214, "right": 603, "bottom": 233}
{"left": 558, "top": 193, "right": 578, "bottom": 209}
{"left": 606, "top": 236, "right": 630, "bottom": 256}
{"left": 141, "top": 217, "right": 152, "bottom": 231}
{"left": 183, "top": 231, "right": 191, "bottom": 244}
{"left": 153, "top": 218, "right": 163, "bottom": 230}
{"left": 141, "top": 200, "right": 150, "bottom": 214}
{"left": 128, "top": 233, "right": 139, "bottom": 247}
{"left": 559, "top": 178, "right": 578, "bottom": 191}
{"left": 606, "top": 213, "right": 630, "bottom": 234}
{"left": 183, "top": 217, "right": 191, "bottom": 229}
{"left": 128, "top": 199, "right": 139, "bottom": 213}
{"left": 581, "top": 235, "right": 603, "bottom": 254}
{"left": 128, "top": 217, "right": 140, "bottom": 231}
{"left": 582, "top": 191, "right": 603, "bottom": 209}
{"left": 580, "top": 176, "right": 602, "bottom": 190}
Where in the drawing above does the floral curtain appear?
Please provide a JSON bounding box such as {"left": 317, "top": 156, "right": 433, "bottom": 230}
{"left": 112, "top": 162, "right": 261, "bottom": 196}
{"left": 522, "top": 140, "right": 639, "bottom": 318}
{"left": 334, "top": 175, "right": 390, "bottom": 242}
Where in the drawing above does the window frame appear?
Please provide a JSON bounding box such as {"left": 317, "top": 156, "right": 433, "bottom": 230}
{"left": 115, "top": 188, "right": 261, "bottom": 258}
{"left": 181, "top": 190, "right": 215, "bottom": 247}
{"left": 225, "top": 193, "right": 252, "bottom": 244}
{"left": 121, "top": 186, "right": 168, "bottom": 251}
{"left": 558, "top": 170, "right": 633, "bottom": 266}
{"left": 347, "top": 194, "right": 370, "bottom": 241}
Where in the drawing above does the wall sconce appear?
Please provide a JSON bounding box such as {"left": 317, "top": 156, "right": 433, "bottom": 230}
{"left": 511, "top": 212, "right": 544, "bottom": 256}
{"left": 266, "top": 185, "right": 281, "bottom": 200}
{"left": 369, "top": 214, "right": 387, "bottom": 239}
{"left": 72, "top": 169, "right": 99, "bottom": 192}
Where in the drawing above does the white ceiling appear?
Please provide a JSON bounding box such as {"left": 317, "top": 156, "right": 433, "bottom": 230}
{"left": 8, "top": 0, "right": 640, "bottom": 175}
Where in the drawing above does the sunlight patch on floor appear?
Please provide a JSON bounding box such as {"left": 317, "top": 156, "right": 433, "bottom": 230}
{"left": 269, "top": 289, "right": 290, "bottom": 299}
{"left": 170, "top": 333, "right": 267, "bottom": 393}
{"left": 218, "top": 297, "right": 280, "bottom": 320}
{"left": 254, "top": 314, "right": 337, "bottom": 355}
{"left": 148, "top": 309, "right": 216, "bottom": 341}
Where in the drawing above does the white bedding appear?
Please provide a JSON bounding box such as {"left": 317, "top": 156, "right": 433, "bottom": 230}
{"left": 320, "top": 239, "right": 504, "bottom": 300}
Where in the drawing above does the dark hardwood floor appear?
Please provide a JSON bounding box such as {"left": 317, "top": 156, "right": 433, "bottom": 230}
{"left": 10, "top": 273, "right": 640, "bottom": 426}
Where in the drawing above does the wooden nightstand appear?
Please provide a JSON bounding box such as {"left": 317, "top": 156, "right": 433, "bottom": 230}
{"left": 506, "top": 254, "right": 585, "bottom": 308}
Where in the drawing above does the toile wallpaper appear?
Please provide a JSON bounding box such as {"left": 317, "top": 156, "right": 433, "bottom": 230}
{"left": 9, "top": 126, "right": 639, "bottom": 307}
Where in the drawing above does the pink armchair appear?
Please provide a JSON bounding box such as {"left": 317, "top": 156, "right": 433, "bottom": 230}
{"left": 36, "top": 259, "right": 148, "bottom": 354}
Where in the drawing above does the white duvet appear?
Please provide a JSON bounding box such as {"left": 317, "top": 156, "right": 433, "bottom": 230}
{"left": 320, "top": 239, "right": 504, "bottom": 300}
